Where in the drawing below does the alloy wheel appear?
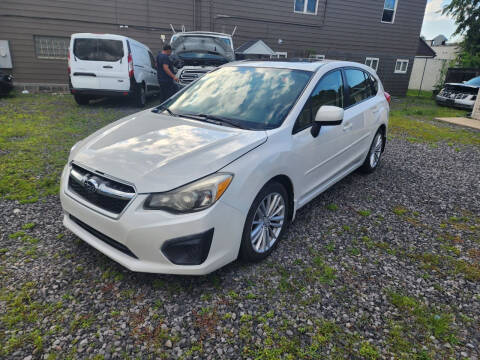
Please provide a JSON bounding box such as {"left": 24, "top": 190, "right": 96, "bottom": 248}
{"left": 250, "top": 192, "right": 285, "bottom": 253}
{"left": 369, "top": 134, "right": 383, "bottom": 168}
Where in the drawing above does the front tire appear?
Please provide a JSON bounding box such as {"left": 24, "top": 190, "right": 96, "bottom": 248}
{"left": 360, "top": 130, "right": 384, "bottom": 173}
{"left": 73, "top": 94, "right": 90, "bottom": 105}
{"left": 240, "top": 182, "right": 290, "bottom": 262}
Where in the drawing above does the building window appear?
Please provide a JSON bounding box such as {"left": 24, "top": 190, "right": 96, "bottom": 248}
{"left": 309, "top": 54, "right": 325, "bottom": 60}
{"left": 271, "top": 52, "right": 288, "bottom": 59}
{"left": 34, "top": 35, "right": 69, "bottom": 60}
{"left": 394, "top": 59, "right": 409, "bottom": 74}
{"left": 365, "top": 57, "right": 379, "bottom": 71}
{"left": 294, "top": 0, "right": 318, "bottom": 15}
{"left": 382, "top": 0, "right": 397, "bottom": 23}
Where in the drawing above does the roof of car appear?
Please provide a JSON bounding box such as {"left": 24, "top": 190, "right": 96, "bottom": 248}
{"left": 229, "top": 60, "right": 366, "bottom": 72}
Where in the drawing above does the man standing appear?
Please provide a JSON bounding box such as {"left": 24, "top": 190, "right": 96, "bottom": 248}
{"left": 156, "top": 44, "right": 179, "bottom": 102}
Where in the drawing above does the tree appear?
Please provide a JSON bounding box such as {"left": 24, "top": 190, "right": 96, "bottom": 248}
{"left": 443, "top": 0, "right": 480, "bottom": 67}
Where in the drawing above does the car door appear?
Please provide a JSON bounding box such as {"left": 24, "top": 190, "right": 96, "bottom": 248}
{"left": 291, "top": 69, "right": 353, "bottom": 206}
{"left": 71, "top": 37, "right": 129, "bottom": 91}
{"left": 342, "top": 68, "right": 380, "bottom": 165}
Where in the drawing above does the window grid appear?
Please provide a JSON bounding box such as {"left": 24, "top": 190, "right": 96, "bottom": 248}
{"left": 34, "top": 36, "right": 69, "bottom": 60}
{"left": 365, "top": 57, "right": 379, "bottom": 71}
{"left": 394, "top": 59, "right": 409, "bottom": 74}
{"left": 294, "top": 0, "right": 319, "bottom": 15}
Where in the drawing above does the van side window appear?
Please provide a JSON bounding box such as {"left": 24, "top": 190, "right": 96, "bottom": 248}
{"left": 148, "top": 52, "right": 156, "bottom": 69}
{"left": 345, "top": 69, "right": 371, "bottom": 106}
{"left": 293, "top": 70, "right": 344, "bottom": 133}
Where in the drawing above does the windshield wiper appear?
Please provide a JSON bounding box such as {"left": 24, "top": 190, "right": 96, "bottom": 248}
{"left": 153, "top": 105, "right": 177, "bottom": 117}
{"left": 193, "top": 114, "right": 249, "bottom": 130}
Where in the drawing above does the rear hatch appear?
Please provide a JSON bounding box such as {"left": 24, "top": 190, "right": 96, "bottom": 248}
{"left": 70, "top": 35, "right": 129, "bottom": 91}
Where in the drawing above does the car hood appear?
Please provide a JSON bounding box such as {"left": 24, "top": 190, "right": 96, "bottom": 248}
{"left": 70, "top": 110, "right": 267, "bottom": 192}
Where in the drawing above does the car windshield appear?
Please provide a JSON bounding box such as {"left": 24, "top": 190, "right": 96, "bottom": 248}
{"left": 465, "top": 76, "right": 480, "bottom": 86}
{"left": 157, "top": 66, "right": 312, "bottom": 130}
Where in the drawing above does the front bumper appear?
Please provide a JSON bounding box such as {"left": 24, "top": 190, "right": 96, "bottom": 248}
{"left": 59, "top": 166, "right": 245, "bottom": 275}
{"left": 435, "top": 95, "right": 475, "bottom": 110}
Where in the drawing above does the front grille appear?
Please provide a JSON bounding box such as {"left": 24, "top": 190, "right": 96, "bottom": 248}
{"left": 68, "top": 163, "right": 135, "bottom": 215}
{"left": 69, "top": 215, "right": 138, "bottom": 258}
{"left": 179, "top": 69, "right": 210, "bottom": 84}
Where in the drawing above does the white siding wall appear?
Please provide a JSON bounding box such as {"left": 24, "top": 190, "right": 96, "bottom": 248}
{"left": 408, "top": 58, "right": 448, "bottom": 91}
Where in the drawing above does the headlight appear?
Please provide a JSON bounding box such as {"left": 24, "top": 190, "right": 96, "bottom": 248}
{"left": 144, "top": 173, "right": 233, "bottom": 213}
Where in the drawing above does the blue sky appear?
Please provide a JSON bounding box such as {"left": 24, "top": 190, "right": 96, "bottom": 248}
{"left": 421, "top": 0, "right": 460, "bottom": 42}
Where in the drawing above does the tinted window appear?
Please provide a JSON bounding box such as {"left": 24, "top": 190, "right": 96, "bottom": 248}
{"left": 367, "top": 73, "right": 379, "bottom": 94}
{"left": 149, "top": 52, "right": 156, "bottom": 68}
{"left": 294, "top": 70, "right": 344, "bottom": 132}
{"left": 73, "top": 39, "right": 124, "bottom": 62}
{"left": 162, "top": 66, "right": 312, "bottom": 130}
{"left": 345, "top": 69, "right": 371, "bottom": 106}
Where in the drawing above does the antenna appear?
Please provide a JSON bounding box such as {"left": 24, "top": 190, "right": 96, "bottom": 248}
{"left": 170, "top": 24, "right": 176, "bottom": 33}
{"left": 231, "top": 26, "right": 237, "bottom": 37}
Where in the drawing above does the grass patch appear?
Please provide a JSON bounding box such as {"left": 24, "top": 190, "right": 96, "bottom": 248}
{"left": 0, "top": 93, "right": 139, "bottom": 203}
{"left": 389, "top": 94, "right": 480, "bottom": 146}
{"left": 388, "top": 291, "right": 456, "bottom": 343}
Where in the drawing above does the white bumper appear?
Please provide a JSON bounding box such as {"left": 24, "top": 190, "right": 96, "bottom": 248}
{"left": 59, "top": 166, "right": 245, "bottom": 275}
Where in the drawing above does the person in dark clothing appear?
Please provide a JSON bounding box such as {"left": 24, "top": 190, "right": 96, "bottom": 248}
{"left": 156, "top": 44, "right": 179, "bottom": 102}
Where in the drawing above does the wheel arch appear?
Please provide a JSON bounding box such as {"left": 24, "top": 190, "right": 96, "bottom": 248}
{"left": 377, "top": 123, "right": 387, "bottom": 152}
{"left": 264, "top": 174, "right": 295, "bottom": 222}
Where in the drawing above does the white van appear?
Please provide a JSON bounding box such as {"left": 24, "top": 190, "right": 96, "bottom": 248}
{"left": 69, "top": 33, "right": 159, "bottom": 107}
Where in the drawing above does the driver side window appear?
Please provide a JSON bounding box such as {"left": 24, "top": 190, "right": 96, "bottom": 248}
{"left": 293, "top": 70, "right": 344, "bottom": 133}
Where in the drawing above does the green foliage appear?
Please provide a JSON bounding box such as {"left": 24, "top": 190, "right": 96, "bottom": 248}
{"left": 443, "top": 0, "right": 480, "bottom": 67}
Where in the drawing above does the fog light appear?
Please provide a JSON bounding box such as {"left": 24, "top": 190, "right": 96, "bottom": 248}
{"left": 161, "top": 229, "right": 214, "bottom": 265}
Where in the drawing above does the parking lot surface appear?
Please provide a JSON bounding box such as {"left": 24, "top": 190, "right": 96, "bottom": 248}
{"left": 1, "top": 93, "right": 479, "bottom": 359}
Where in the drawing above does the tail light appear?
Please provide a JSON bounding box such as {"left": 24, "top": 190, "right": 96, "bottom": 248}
{"left": 67, "top": 49, "right": 71, "bottom": 75}
{"left": 384, "top": 91, "right": 391, "bottom": 104}
{"left": 128, "top": 54, "right": 134, "bottom": 78}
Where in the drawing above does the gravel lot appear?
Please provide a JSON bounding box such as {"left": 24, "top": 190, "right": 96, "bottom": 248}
{"left": 1, "top": 95, "right": 480, "bottom": 359}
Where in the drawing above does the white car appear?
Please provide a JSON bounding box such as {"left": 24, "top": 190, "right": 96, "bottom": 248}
{"left": 69, "top": 33, "right": 159, "bottom": 107}
{"left": 60, "top": 60, "right": 390, "bottom": 275}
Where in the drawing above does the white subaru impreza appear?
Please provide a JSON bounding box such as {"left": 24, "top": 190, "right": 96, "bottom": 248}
{"left": 60, "top": 60, "right": 390, "bottom": 275}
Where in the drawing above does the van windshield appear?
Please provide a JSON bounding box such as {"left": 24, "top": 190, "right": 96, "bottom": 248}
{"left": 73, "top": 39, "right": 124, "bottom": 62}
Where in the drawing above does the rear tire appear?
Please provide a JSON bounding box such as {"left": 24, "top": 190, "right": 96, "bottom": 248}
{"left": 239, "top": 182, "right": 290, "bottom": 262}
{"left": 360, "top": 130, "right": 384, "bottom": 173}
{"left": 135, "top": 83, "right": 146, "bottom": 108}
{"left": 73, "top": 94, "right": 90, "bottom": 105}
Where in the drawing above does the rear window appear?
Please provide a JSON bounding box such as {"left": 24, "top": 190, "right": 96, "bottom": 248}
{"left": 73, "top": 39, "right": 124, "bottom": 62}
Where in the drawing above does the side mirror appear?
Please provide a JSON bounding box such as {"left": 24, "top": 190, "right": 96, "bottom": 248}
{"left": 311, "top": 105, "right": 344, "bottom": 137}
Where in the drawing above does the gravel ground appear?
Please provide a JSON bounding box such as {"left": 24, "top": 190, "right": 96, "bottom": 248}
{"left": 1, "top": 137, "right": 479, "bottom": 359}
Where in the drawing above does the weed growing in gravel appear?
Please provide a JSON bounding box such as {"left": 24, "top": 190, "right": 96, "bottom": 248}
{"left": 392, "top": 206, "right": 408, "bottom": 216}
{"left": 359, "top": 341, "right": 379, "bottom": 359}
{"left": 0, "top": 282, "right": 63, "bottom": 356}
{"left": 387, "top": 291, "right": 457, "bottom": 343}
{"left": 357, "top": 209, "right": 371, "bottom": 217}
{"left": 326, "top": 203, "right": 339, "bottom": 211}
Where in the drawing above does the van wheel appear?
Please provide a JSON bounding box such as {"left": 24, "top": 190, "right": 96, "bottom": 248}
{"left": 135, "top": 83, "right": 146, "bottom": 108}
{"left": 360, "top": 130, "right": 384, "bottom": 173}
{"left": 74, "top": 94, "right": 90, "bottom": 105}
{"left": 239, "top": 182, "right": 289, "bottom": 262}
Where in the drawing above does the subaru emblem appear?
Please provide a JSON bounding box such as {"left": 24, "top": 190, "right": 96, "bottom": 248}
{"left": 84, "top": 178, "right": 99, "bottom": 194}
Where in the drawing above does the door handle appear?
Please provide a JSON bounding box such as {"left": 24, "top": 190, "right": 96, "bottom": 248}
{"left": 343, "top": 123, "right": 352, "bottom": 131}
{"left": 103, "top": 65, "right": 113, "bottom": 69}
